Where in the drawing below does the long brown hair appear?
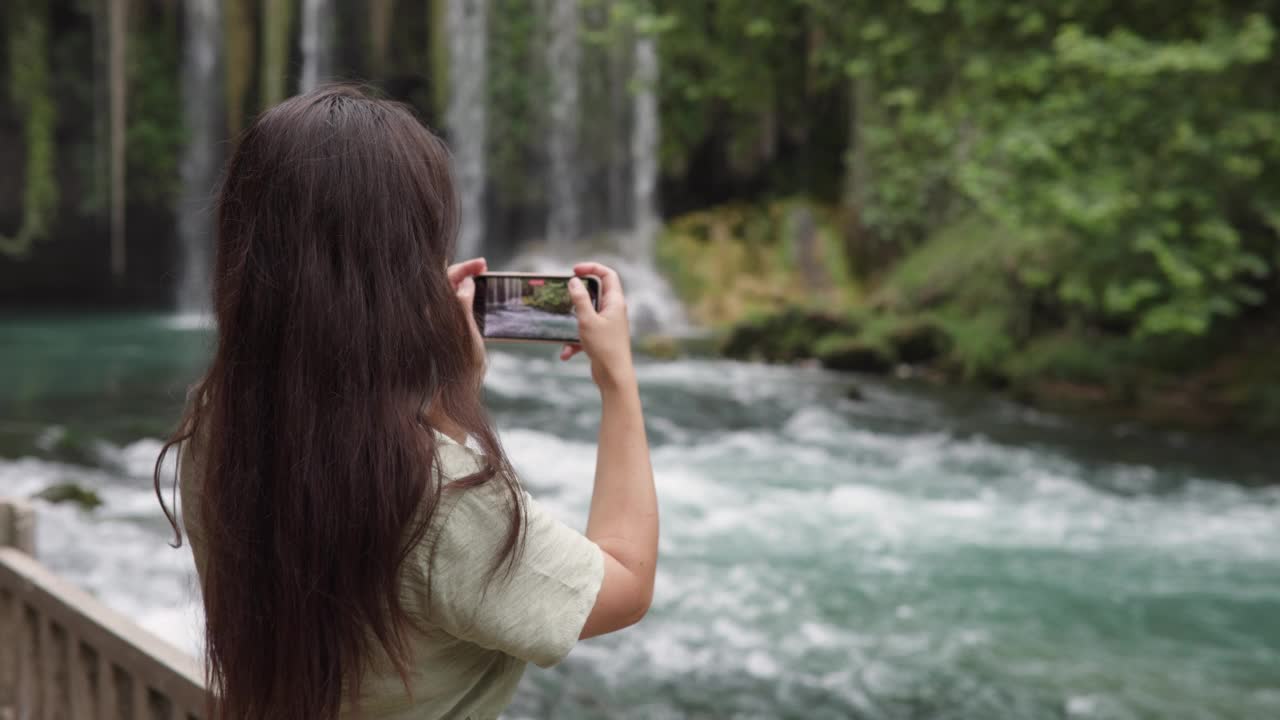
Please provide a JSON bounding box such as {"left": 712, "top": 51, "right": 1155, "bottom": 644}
{"left": 154, "top": 85, "right": 523, "bottom": 720}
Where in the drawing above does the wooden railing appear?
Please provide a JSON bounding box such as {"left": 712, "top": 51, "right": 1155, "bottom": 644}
{"left": 0, "top": 499, "right": 208, "bottom": 720}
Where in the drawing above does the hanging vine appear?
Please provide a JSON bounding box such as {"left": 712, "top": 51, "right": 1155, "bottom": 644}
{"left": 259, "top": 0, "right": 294, "bottom": 108}
{"left": 225, "top": 0, "right": 256, "bottom": 136}
{"left": 0, "top": 0, "right": 58, "bottom": 257}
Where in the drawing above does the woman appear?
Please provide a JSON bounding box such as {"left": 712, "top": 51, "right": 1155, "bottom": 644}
{"left": 155, "top": 85, "right": 658, "bottom": 720}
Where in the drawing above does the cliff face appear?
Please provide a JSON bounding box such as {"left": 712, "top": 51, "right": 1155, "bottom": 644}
{"left": 0, "top": 122, "right": 176, "bottom": 307}
{"left": 0, "top": 204, "right": 177, "bottom": 308}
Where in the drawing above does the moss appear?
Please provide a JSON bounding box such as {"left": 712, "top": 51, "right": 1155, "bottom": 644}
{"left": 259, "top": 0, "right": 294, "bottom": 108}
{"left": 658, "top": 201, "right": 860, "bottom": 328}
{"left": 225, "top": 0, "right": 256, "bottom": 136}
{"left": 0, "top": 0, "right": 58, "bottom": 257}
{"left": 637, "top": 335, "right": 681, "bottom": 360}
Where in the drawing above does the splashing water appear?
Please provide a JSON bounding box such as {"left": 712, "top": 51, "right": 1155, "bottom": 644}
{"left": 6, "top": 316, "right": 1277, "bottom": 720}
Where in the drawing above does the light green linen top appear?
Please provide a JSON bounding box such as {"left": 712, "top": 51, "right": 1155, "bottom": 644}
{"left": 179, "top": 430, "right": 604, "bottom": 719}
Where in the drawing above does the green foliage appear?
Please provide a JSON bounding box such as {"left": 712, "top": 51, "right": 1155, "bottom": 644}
{"left": 932, "top": 308, "right": 1016, "bottom": 382}
{"left": 524, "top": 282, "right": 573, "bottom": 314}
{"left": 1, "top": 0, "right": 57, "bottom": 257}
{"left": 487, "top": 0, "right": 549, "bottom": 205}
{"left": 642, "top": 1, "right": 1280, "bottom": 343}
{"left": 126, "top": 10, "right": 184, "bottom": 206}
{"left": 1005, "top": 332, "right": 1138, "bottom": 390}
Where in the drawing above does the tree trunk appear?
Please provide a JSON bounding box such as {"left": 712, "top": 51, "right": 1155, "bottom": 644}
{"left": 109, "top": 0, "right": 128, "bottom": 280}
{"left": 259, "top": 0, "right": 293, "bottom": 108}
{"left": 843, "top": 74, "right": 880, "bottom": 274}
{"left": 225, "top": 0, "right": 255, "bottom": 137}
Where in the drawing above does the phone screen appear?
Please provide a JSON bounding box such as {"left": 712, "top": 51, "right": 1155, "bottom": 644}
{"left": 472, "top": 274, "right": 599, "bottom": 343}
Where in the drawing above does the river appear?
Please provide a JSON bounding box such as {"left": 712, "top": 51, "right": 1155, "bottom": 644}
{"left": 2, "top": 313, "right": 1277, "bottom": 719}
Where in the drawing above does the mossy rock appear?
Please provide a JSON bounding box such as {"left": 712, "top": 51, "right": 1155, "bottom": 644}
{"left": 814, "top": 335, "right": 895, "bottom": 374}
{"left": 32, "top": 483, "right": 103, "bottom": 511}
{"left": 887, "top": 318, "right": 951, "bottom": 365}
{"left": 721, "top": 307, "right": 857, "bottom": 363}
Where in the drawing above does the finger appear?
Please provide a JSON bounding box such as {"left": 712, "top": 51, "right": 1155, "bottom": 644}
{"left": 447, "top": 257, "right": 487, "bottom": 287}
{"left": 559, "top": 343, "right": 582, "bottom": 361}
{"left": 573, "top": 262, "right": 622, "bottom": 308}
{"left": 566, "top": 277, "right": 597, "bottom": 318}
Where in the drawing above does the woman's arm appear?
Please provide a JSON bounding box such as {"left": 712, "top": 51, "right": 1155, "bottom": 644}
{"left": 562, "top": 262, "right": 659, "bottom": 638}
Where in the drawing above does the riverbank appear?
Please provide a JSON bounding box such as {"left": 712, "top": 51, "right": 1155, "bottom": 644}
{"left": 655, "top": 201, "right": 1280, "bottom": 436}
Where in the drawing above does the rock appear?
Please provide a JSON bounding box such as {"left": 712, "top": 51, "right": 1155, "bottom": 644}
{"left": 888, "top": 318, "right": 951, "bottom": 365}
{"left": 815, "top": 336, "right": 895, "bottom": 374}
{"left": 32, "top": 483, "right": 103, "bottom": 511}
{"left": 844, "top": 384, "right": 865, "bottom": 401}
{"left": 721, "top": 307, "right": 857, "bottom": 363}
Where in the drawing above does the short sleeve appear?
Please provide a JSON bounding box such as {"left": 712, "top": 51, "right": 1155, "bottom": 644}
{"left": 424, "top": 480, "right": 604, "bottom": 668}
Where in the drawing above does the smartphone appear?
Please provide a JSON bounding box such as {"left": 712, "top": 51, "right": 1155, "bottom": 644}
{"left": 472, "top": 272, "right": 600, "bottom": 344}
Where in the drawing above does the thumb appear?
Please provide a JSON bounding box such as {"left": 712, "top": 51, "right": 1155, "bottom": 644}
{"left": 567, "top": 277, "right": 595, "bottom": 317}
{"left": 456, "top": 275, "right": 475, "bottom": 302}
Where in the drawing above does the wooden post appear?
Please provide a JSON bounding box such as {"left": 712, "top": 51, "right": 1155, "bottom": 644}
{"left": 0, "top": 500, "right": 35, "bottom": 555}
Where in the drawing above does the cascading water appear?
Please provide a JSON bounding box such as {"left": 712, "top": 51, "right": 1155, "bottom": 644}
{"left": 447, "top": 0, "right": 488, "bottom": 259}
{"left": 545, "top": 0, "right": 582, "bottom": 250}
{"left": 629, "top": 34, "right": 660, "bottom": 262}
{"left": 176, "top": 0, "right": 221, "bottom": 314}
{"left": 298, "top": 0, "right": 334, "bottom": 93}
{"left": 513, "top": 24, "right": 686, "bottom": 336}
{"left": 617, "top": 31, "right": 687, "bottom": 334}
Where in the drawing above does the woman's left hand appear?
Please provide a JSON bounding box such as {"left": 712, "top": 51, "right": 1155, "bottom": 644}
{"left": 447, "top": 257, "right": 487, "bottom": 353}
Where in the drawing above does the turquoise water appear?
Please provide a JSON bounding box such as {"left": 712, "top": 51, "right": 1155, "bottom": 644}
{"left": 2, "top": 313, "right": 1278, "bottom": 719}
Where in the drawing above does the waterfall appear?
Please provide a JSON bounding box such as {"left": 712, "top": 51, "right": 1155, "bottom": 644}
{"left": 447, "top": 0, "right": 488, "bottom": 259}
{"left": 177, "top": 0, "right": 222, "bottom": 313}
{"left": 545, "top": 0, "right": 581, "bottom": 250}
{"left": 510, "top": 24, "right": 686, "bottom": 336}
{"left": 619, "top": 32, "right": 686, "bottom": 334}
{"left": 629, "top": 33, "right": 660, "bottom": 261}
{"left": 299, "top": 0, "right": 334, "bottom": 93}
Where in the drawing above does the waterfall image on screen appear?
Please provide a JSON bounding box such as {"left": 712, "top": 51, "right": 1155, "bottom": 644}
{"left": 479, "top": 276, "right": 582, "bottom": 341}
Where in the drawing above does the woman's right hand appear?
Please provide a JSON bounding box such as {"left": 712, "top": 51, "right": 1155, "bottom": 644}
{"left": 562, "top": 262, "right": 634, "bottom": 391}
